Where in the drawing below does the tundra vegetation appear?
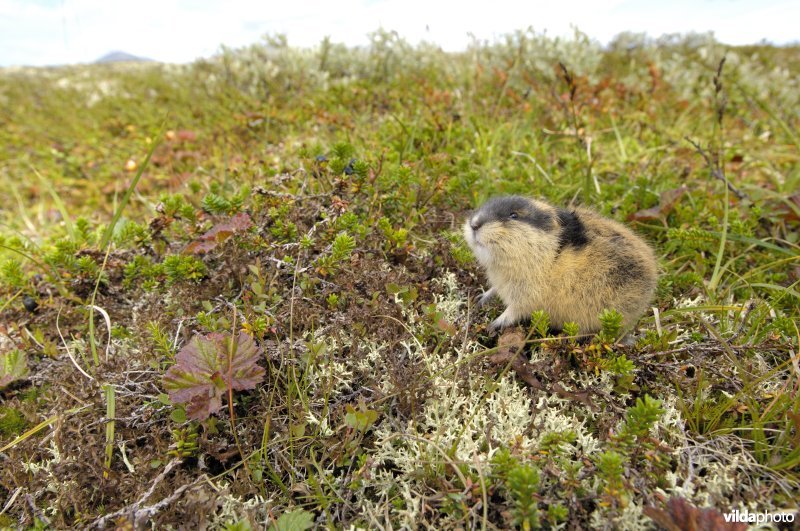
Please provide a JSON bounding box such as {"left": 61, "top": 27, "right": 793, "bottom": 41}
{"left": 0, "top": 30, "right": 798, "bottom": 529}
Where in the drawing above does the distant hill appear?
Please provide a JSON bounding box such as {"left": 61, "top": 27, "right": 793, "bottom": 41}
{"left": 95, "top": 51, "right": 154, "bottom": 64}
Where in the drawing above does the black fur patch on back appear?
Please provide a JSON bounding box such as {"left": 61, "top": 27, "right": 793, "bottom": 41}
{"left": 556, "top": 209, "right": 589, "bottom": 251}
{"left": 608, "top": 253, "right": 646, "bottom": 288}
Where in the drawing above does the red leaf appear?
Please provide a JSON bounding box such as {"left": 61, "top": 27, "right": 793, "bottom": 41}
{"left": 644, "top": 497, "right": 747, "bottom": 531}
{"left": 627, "top": 205, "right": 662, "bottom": 222}
{"left": 489, "top": 329, "right": 545, "bottom": 390}
{"left": 184, "top": 212, "right": 253, "bottom": 254}
{"left": 162, "top": 332, "right": 265, "bottom": 420}
{"left": 186, "top": 392, "right": 222, "bottom": 421}
{"left": 773, "top": 194, "right": 800, "bottom": 222}
{"left": 629, "top": 186, "right": 688, "bottom": 221}
{"left": 176, "top": 130, "right": 197, "bottom": 142}
{"left": 184, "top": 240, "right": 218, "bottom": 254}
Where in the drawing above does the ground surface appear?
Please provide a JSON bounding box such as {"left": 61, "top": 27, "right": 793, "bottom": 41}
{"left": 0, "top": 31, "right": 799, "bottom": 530}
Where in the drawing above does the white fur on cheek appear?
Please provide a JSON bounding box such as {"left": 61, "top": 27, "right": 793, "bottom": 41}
{"left": 464, "top": 219, "right": 493, "bottom": 266}
{"left": 473, "top": 244, "right": 492, "bottom": 266}
{"left": 463, "top": 219, "right": 474, "bottom": 247}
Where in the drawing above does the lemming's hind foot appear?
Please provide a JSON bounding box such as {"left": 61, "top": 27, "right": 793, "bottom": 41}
{"left": 488, "top": 308, "right": 520, "bottom": 332}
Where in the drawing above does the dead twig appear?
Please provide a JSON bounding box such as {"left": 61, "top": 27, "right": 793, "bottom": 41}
{"left": 89, "top": 459, "right": 203, "bottom": 529}
{"left": 685, "top": 137, "right": 747, "bottom": 200}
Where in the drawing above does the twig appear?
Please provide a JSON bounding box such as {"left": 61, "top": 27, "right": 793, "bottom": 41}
{"left": 89, "top": 459, "right": 198, "bottom": 529}
{"left": 265, "top": 255, "right": 309, "bottom": 273}
{"left": 226, "top": 305, "right": 252, "bottom": 479}
{"left": 134, "top": 459, "right": 181, "bottom": 506}
{"left": 172, "top": 318, "right": 185, "bottom": 352}
{"left": 26, "top": 494, "right": 50, "bottom": 527}
{"left": 685, "top": 137, "right": 747, "bottom": 201}
{"left": 557, "top": 61, "right": 594, "bottom": 200}
{"left": 637, "top": 342, "right": 751, "bottom": 360}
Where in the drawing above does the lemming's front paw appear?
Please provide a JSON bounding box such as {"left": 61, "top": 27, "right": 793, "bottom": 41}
{"left": 477, "top": 287, "right": 496, "bottom": 307}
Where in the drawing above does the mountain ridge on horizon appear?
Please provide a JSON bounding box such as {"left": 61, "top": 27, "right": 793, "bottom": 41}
{"left": 95, "top": 51, "right": 154, "bottom": 63}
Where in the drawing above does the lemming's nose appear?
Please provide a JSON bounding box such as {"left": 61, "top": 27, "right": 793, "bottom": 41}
{"left": 470, "top": 217, "right": 483, "bottom": 231}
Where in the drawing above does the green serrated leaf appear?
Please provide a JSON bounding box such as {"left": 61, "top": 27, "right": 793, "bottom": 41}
{"left": 0, "top": 349, "right": 28, "bottom": 389}
{"left": 271, "top": 509, "right": 314, "bottom": 531}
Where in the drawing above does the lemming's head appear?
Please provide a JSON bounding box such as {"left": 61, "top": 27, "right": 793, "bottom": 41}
{"left": 463, "top": 196, "right": 557, "bottom": 264}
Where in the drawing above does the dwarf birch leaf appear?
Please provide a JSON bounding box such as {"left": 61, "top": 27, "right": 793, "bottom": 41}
{"left": 162, "top": 332, "right": 265, "bottom": 420}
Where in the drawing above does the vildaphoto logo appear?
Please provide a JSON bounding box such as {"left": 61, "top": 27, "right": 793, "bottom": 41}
{"left": 723, "top": 509, "right": 796, "bottom": 524}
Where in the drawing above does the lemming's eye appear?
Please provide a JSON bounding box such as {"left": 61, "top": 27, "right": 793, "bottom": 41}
{"left": 509, "top": 212, "right": 519, "bottom": 220}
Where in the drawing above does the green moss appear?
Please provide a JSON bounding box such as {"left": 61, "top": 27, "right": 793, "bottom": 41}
{"left": 0, "top": 406, "right": 26, "bottom": 437}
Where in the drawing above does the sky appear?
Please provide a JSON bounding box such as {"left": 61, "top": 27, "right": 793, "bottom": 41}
{"left": 0, "top": 0, "right": 798, "bottom": 67}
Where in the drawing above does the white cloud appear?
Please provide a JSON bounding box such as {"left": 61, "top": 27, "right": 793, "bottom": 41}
{"left": 0, "top": 0, "right": 797, "bottom": 66}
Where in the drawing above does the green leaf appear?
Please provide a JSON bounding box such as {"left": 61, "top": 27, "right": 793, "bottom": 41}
{"left": 344, "top": 403, "right": 379, "bottom": 432}
{"left": 385, "top": 283, "right": 418, "bottom": 304}
{"left": 331, "top": 232, "right": 355, "bottom": 262}
{"left": 225, "top": 520, "right": 253, "bottom": 531}
{"left": 202, "top": 192, "right": 232, "bottom": 215}
{"left": 170, "top": 407, "right": 187, "bottom": 424}
{"left": 270, "top": 509, "right": 314, "bottom": 531}
{"left": 0, "top": 349, "right": 28, "bottom": 389}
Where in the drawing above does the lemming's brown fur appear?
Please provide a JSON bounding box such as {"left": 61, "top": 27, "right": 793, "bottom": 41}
{"left": 464, "top": 196, "right": 658, "bottom": 333}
